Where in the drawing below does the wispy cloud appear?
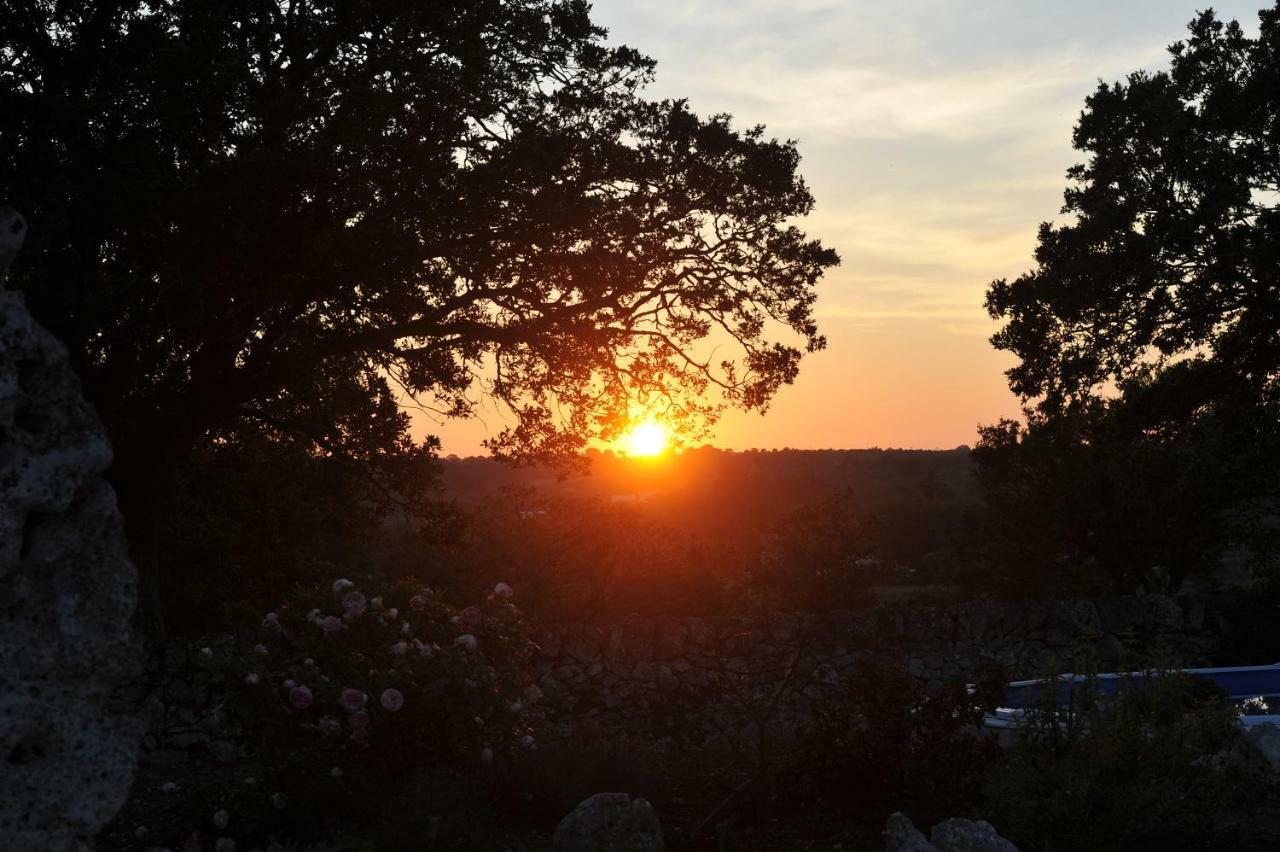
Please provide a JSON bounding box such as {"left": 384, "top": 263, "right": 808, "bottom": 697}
{"left": 422, "top": 1, "right": 1266, "bottom": 452}
{"left": 677, "top": 51, "right": 1158, "bottom": 143}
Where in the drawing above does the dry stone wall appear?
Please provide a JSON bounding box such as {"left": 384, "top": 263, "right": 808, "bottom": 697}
{"left": 140, "top": 594, "right": 1232, "bottom": 764}
{"left": 529, "top": 594, "right": 1229, "bottom": 745}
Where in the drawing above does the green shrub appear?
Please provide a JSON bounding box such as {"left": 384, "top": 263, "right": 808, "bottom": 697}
{"left": 146, "top": 577, "right": 539, "bottom": 850}
{"left": 986, "top": 670, "right": 1263, "bottom": 851}
{"left": 788, "top": 657, "right": 1006, "bottom": 826}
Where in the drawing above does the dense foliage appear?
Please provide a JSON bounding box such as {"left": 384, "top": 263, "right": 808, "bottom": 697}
{"left": 973, "top": 391, "right": 1280, "bottom": 594}
{"left": 135, "top": 577, "right": 539, "bottom": 850}
{"left": 986, "top": 5, "right": 1280, "bottom": 416}
{"left": 0, "top": 0, "right": 836, "bottom": 632}
{"left": 978, "top": 4, "right": 1280, "bottom": 592}
{"left": 792, "top": 658, "right": 1006, "bottom": 825}
{"left": 986, "top": 671, "right": 1264, "bottom": 851}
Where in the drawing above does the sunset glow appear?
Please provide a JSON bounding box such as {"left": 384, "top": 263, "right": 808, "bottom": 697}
{"left": 622, "top": 419, "right": 669, "bottom": 457}
{"left": 422, "top": 0, "right": 1264, "bottom": 455}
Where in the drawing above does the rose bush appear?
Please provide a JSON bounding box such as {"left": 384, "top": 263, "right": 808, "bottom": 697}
{"left": 244, "top": 575, "right": 534, "bottom": 764}
{"left": 207, "top": 576, "right": 538, "bottom": 844}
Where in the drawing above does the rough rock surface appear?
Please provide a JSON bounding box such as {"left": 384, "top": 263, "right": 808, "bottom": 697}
{"left": 552, "top": 792, "right": 664, "bottom": 852}
{"left": 530, "top": 594, "right": 1228, "bottom": 746}
{"left": 930, "top": 817, "right": 1020, "bottom": 852}
{"left": 884, "top": 811, "right": 939, "bottom": 851}
{"left": 884, "top": 813, "right": 1020, "bottom": 852}
{"left": 1246, "top": 722, "right": 1280, "bottom": 771}
{"left": 0, "top": 207, "right": 144, "bottom": 850}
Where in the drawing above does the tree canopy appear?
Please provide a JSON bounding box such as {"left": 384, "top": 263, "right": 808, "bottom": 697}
{"left": 986, "top": 4, "right": 1280, "bottom": 417}
{"left": 1, "top": 0, "right": 836, "bottom": 471}
{"left": 978, "top": 4, "right": 1280, "bottom": 593}
{"left": 0, "top": 0, "right": 836, "bottom": 632}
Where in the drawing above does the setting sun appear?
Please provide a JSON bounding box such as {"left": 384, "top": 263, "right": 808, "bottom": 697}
{"left": 622, "top": 419, "right": 669, "bottom": 457}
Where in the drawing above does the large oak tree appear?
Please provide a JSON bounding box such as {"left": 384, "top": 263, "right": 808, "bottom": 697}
{"left": 0, "top": 0, "right": 836, "bottom": 630}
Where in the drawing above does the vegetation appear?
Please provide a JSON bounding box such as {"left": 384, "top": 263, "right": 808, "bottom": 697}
{"left": 978, "top": 5, "right": 1280, "bottom": 593}
{"left": 353, "top": 447, "right": 975, "bottom": 627}
{"left": 7, "top": 0, "right": 1280, "bottom": 849}
{"left": 131, "top": 577, "right": 538, "bottom": 850}
{"left": 793, "top": 658, "right": 1007, "bottom": 826}
{"left": 0, "top": 0, "right": 836, "bottom": 633}
{"left": 986, "top": 671, "right": 1265, "bottom": 851}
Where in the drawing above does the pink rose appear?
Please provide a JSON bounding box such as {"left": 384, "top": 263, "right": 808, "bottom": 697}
{"left": 348, "top": 710, "right": 370, "bottom": 729}
{"left": 459, "top": 606, "right": 483, "bottom": 628}
{"left": 338, "top": 688, "right": 367, "bottom": 712}
{"left": 342, "top": 591, "right": 367, "bottom": 616}
{"left": 320, "top": 615, "right": 342, "bottom": 633}
{"left": 380, "top": 688, "right": 405, "bottom": 712}
{"left": 409, "top": 595, "right": 428, "bottom": 611}
{"left": 288, "top": 685, "right": 313, "bottom": 710}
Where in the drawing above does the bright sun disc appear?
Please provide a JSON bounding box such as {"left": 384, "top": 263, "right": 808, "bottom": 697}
{"left": 623, "top": 420, "right": 668, "bottom": 457}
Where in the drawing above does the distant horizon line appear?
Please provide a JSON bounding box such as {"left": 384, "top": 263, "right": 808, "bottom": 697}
{"left": 439, "top": 444, "right": 975, "bottom": 461}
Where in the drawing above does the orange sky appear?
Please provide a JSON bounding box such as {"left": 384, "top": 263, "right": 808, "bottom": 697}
{"left": 413, "top": 0, "right": 1264, "bottom": 455}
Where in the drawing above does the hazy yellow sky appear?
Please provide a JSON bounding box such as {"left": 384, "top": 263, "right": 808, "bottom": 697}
{"left": 418, "top": 0, "right": 1264, "bottom": 455}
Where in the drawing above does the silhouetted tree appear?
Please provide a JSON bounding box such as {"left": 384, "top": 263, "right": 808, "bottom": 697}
{"left": 156, "top": 356, "right": 463, "bottom": 635}
{"left": 987, "top": 5, "right": 1280, "bottom": 416}
{"left": 973, "top": 374, "right": 1280, "bottom": 593}
{"left": 0, "top": 1, "right": 836, "bottom": 631}
{"left": 979, "top": 5, "right": 1280, "bottom": 592}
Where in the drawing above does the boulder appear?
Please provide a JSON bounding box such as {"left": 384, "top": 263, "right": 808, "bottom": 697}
{"left": 552, "top": 792, "right": 664, "bottom": 852}
{"left": 1246, "top": 722, "right": 1280, "bottom": 771}
{"left": 931, "top": 817, "right": 1020, "bottom": 852}
{"left": 0, "top": 207, "right": 144, "bottom": 850}
{"left": 884, "top": 812, "right": 939, "bottom": 851}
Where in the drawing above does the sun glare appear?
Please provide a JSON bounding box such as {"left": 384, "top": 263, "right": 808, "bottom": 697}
{"left": 622, "top": 419, "right": 669, "bottom": 457}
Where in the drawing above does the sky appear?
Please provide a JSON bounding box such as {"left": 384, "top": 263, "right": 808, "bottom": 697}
{"left": 420, "top": 0, "right": 1265, "bottom": 455}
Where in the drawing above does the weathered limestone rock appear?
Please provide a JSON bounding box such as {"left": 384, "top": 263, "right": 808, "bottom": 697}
{"left": 930, "top": 817, "right": 1020, "bottom": 852}
{"left": 884, "top": 812, "right": 939, "bottom": 851}
{"left": 0, "top": 208, "right": 144, "bottom": 850}
{"left": 552, "top": 792, "right": 664, "bottom": 852}
{"left": 1245, "top": 722, "right": 1280, "bottom": 771}
{"left": 884, "top": 813, "right": 1020, "bottom": 852}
